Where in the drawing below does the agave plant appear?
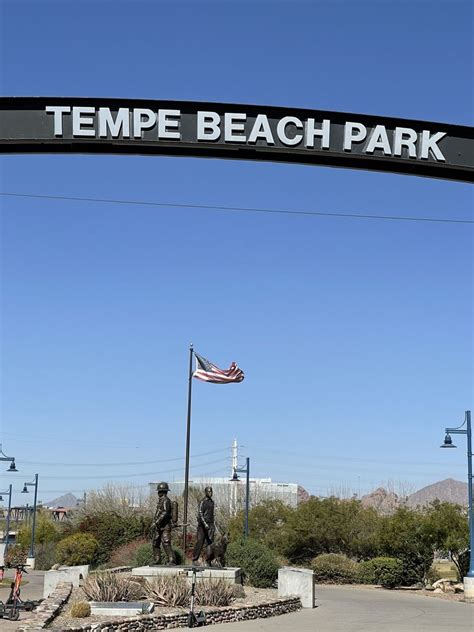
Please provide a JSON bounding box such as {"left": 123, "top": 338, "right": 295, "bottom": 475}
{"left": 82, "top": 571, "right": 145, "bottom": 602}
{"left": 195, "top": 578, "right": 235, "bottom": 606}
{"left": 144, "top": 576, "right": 191, "bottom": 607}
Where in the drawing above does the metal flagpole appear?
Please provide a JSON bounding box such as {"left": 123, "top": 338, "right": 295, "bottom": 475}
{"left": 245, "top": 458, "right": 250, "bottom": 538}
{"left": 183, "top": 343, "right": 194, "bottom": 555}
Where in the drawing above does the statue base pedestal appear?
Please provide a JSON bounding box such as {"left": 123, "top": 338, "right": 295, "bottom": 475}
{"left": 132, "top": 565, "right": 242, "bottom": 585}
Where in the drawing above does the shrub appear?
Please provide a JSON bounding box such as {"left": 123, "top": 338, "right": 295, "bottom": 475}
{"left": 311, "top": 554, "right": 359, "bottom": 584}
{"left": 70, "top": 601, "right": 91, "bottom": 618}
{"left": 5, "top": 545, "right": 28, "bottom": 567}
{"left": 425, "top": 565, "right": 442, "bottom": 586}
{"left": 195, "top": 579, "right": 235, "bottom": 606}
{"left": 78, "top": 512, "right": 150, "bottom": 566}
{"left": 135, "top": 543, "right": 154, "bottom": 567}
{"left": 358, "top": 557, "right": 404, "bottom": 589}
{"left": 171, "top": 546, "right": 185, "bottom": 566}
{"left": 107, "top": 538, "right": 148, "bottom": 568}
{"left": 134, "top": 543, "right": 184, "bottom": 567}
{"left": 55, "top": 533, "right": 99, "bottom": 566}
{"left": 82, "top": 571, "right": 144, "bottom": 602}
{"left": 145, "top": 576, "right": 190, "bottom": 607}
{"left": 227, "top": 538, "right": 278, "bottom": 588}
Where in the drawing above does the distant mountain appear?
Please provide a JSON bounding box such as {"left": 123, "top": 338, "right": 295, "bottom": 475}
{"left": 361, "top": 487, "right": 400, "bottom": 515}
{"left": 407, "top": 478, "right": 467, "bottom": 508}
{"left": 44, "top": 493, "right": 80, "bottom": 508}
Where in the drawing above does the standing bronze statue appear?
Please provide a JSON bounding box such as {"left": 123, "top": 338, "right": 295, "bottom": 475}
{"left": 192, "top": 486, "right": 215, "bottom": 563}
{"left": 152, "top": 482, "right": 176, "bottom": 565}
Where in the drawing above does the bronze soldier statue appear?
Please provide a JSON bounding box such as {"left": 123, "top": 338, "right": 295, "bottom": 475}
{"left": 192, "top": 486, "right": 215, "bottom": 563}
{"left": 152, "top": 481, "right": 176, "bottom": 565}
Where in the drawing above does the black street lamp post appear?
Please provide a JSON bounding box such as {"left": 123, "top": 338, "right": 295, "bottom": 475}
{"left": 232, "top": 458, "right": 250, "bottom": 538}
{"left": 0, "top": 484, "right": 13, "bottom": 557}
{"left": 21, "top": 474, "right": 39, "bottom": 564}
{"left": 440, "top": 410, "right": 473, "bottom": 601}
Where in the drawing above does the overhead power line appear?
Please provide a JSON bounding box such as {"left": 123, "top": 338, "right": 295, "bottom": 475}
{"left": 19, "top": 447, "right": 229, "bottom": 467}
{"left": 36, "top": 456, "right": 230, "bottom": 480}
{"left": 1, "top": 191, "right": 472, "bottom": 225}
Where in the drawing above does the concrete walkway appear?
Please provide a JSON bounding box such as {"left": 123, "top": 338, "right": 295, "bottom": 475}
{"left": 209, "top": 585, "right": 473, "bottom": 631}
{"left": 0, "top": 570, "right": 45, "bottom": 631}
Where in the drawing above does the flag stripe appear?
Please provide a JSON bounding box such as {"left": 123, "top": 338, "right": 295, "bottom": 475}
{"left": 193, "top": 353, "right": 244, "bottom": 384}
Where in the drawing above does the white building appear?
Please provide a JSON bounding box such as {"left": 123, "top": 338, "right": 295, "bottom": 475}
{"left": 149, "top": 477, "right": 301, "bottom": 511}
{"left": 149, "top": 441, "right": 305, "bottom": 512}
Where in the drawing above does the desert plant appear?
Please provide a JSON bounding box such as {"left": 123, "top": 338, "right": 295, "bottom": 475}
{"left": 358, "top": 556, "right": 404, "bottom": 589}
{"left": 227, "top": 538, "right": 278, "bottom": 588}
{"left": 311, "top": 553, "right": 359, "bottom": 584}
{"left": 56, "top": 533, "right": 99, "bottom": 566}
{"left": 195, "top": 578, "right": 235, "bottom": 606}
{"left": 5, "top": 545, "right": 28, "bottom": 567}
{"left": 70, "top": 601, "right": 91, "bottom": 618}
{"left": 145, "top": 576, "right": 190, "bottom": 607}
{"left": 82, "top": 571, "right": 144, "bottom": 602}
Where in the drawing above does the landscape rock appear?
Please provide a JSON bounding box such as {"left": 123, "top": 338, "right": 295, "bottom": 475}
{"left": 432, "top": 578, "right": 454, "bottom": 589}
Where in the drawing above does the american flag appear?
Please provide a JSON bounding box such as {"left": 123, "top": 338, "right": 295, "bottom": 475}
{"left": 193, "top": 353, "right": 245, "bottom": 384}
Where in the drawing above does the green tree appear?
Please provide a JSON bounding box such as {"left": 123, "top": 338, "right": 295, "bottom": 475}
{"left": 277, "top": 497, "right": 380, "bottom": 564}
{"left": 17, "top": 511, "right": 62, "bottom": 548}
{"left": 228, "top": 500, "right": 293, "bottom": 548}
{"left": 376, "top": 507, "right": 434, "bottom": 585}
{"left": 423, "top": 501, "right": 469, "bottom": 580}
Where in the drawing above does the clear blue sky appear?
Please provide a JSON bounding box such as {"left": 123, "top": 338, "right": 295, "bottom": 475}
{"left": 0, "top": 1, "right": 472, "bottom": 507}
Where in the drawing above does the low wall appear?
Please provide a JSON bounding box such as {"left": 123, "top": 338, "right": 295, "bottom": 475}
{"left": 19, "top": 594, "right": 301, "bottom": 630}
{"left": 18, "top": 581, "right": 72, "bottom": 631}
{"left": 44, "top": 565, "right": 89, "bottom": 598}
{"left": 278, "top": 566, "right": 315, "bottom": 608}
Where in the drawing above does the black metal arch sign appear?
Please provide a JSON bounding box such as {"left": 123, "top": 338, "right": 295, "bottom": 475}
{"left": 1, "top": 97, "right": 473, "bottom": 182}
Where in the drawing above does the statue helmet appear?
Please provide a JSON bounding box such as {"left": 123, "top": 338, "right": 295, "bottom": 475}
{"left": 157, "top": 481, "right": 170, "bottom": 493}
{"left": 204, "top": 486, "right": 213, "bottom": 494}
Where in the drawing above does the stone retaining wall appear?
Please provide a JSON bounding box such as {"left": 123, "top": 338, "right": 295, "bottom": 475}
{"left": 18, "top": 581, "right": 72, "bottom": 631}
{"left": 19, "top": 594, "right": 301, "bottom": 631}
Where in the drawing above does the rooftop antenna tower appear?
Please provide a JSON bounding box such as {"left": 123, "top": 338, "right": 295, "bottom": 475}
{"left": 231, "top": 439, "right": 238, "bottom": 479}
